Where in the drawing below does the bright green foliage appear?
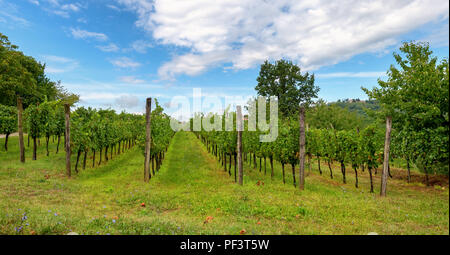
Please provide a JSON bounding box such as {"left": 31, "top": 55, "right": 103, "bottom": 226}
{"left": 362, "top": 41, "right": 449, "bottom": 177}
{"left": 306, "top": 100, "right": 368, "bottom": 130}
{"left": 255, "top": 59, "right": 319, "bottom": 117}
{"left": 24, "top": 104, "right": 44, "bottom": 139}
{"left": 359, "top": 125, "right": 383, "bottom": 171}
{"left": 0, "top": 105, "right": 17, "bottom": 136}
{"left": 0, "top": 104, "right": 17, "bottom": 150}
{"left": 0, "top": 33, "right": 64, "bottom": 108}
{"left": 137, "top": 100, "right": 175, "bottom": 161}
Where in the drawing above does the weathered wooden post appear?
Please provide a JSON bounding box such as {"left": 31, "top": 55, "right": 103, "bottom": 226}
{"left": 64, "top": 104, "right": 71, "bottom": 178}
{"left": 144, "top": 98, "right": 152, "bottom": 182}
{"left": 380, "top": 116, "right": 392, "bottom": 196}
{"left": 237, "top": 106, "right": 243, "bottom": 185}
{"left": 17, "top": 97, "right": 25, "bottom": 163}
{"left": 298, "top": 106, "right": 306, "bottom": 190}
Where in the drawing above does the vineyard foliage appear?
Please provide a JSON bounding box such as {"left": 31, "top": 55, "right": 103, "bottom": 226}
{"left": 0, "top": 98, "right": 174, "bottom": 175}
{"left": 192, "top": 107, "right": 397, "bottom": 192}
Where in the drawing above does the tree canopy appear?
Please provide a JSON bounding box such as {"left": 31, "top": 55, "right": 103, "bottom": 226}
{"left": 255, "top": 59, "right": 319, "bottom": 117}
{"left": 0, "top": 32, "right": 76, "bottom": 108}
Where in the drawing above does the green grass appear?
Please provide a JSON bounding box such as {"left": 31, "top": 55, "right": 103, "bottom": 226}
{"left": 0, "top": 132, "right": 448, "bottom": 235}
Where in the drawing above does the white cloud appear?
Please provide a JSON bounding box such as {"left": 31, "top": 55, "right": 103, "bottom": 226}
{"left": 110, "top": 57, "right": 141, "bottom": 68}
{"left": 114, "top": 95, "right": 140, "bottom": 108}
{"left": 317, "top": 71, "right": 386, "bottom": 79}
{"left": 131, "top": 40, "right": 153, "bottom": 53}
{"left": 60, "top": 3, "right": 80, "bottom": 12}
{"left": 119, "top": 76, "right": 146, "bottom": 84}
{"left": 421, "top": 21, "right": 449, "bottom": 47}
{"left": 28, "top": 0, "right": 39, "bottom": 5}
{"left": 117, "top": 0, "right": 449, "bottom": 80}
{"left": 43, "top": 0, "right": 83, "bottom": 18}
{"left": 40, "top": 55, "right": 79, "bottom": 74}
{"left": 97, "top": 43, "right": 120, "bottom": 52}
{"left": 70, "top": 28, "right": 108, "bottom": 41}
{"left": 106, "top": 4, "right": 121, "bottom": 11}
{"left": 0, "top": 0, "right": 30, "bottom": 27}
{"left": 77, "top": 17, "right": 88, "bottom": 23}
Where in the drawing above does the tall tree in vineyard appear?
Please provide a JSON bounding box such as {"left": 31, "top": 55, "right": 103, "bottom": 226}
{"left": 363, "top": 41, "right": 449, "bottom": 191}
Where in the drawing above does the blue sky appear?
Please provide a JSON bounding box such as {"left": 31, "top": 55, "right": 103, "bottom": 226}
{"left": 1, "top": 0, "right": 448, "bottom": 116}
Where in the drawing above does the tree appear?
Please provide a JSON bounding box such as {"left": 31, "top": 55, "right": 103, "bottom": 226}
{"left": 256, "top": 59, "right": 318, "bottom": 117}
{"left": 1, "top": 33, "right": 59, "bottom": 108}
{"left": 363, "top": 41, "right": 449, "bottom": 191}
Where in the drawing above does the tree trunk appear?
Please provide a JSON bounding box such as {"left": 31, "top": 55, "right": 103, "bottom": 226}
{"left": 17, "top": 98, "right": 25, "bottom": 162}
{"left": 388, "top": 163, "right": 392, "bottom": 178}
{"left": 406, "top": 159, "right": 411, "bottom": 183}
{"left": 237, "top": 106, "right": 243, "bottom": 185}
{"left": 291, "top": 164, "right": 296, "bottom": 187}
{"left": 92, "top": 150, "right": 96, "bottom": 168}
{"left": 368, "top": 167, "right": 374, "bottom": 193}
{"left": 270, "top": 156, "right": 274, "bottom": 179}
{"left": 327, "top": 160, "right": 333, "bottom": 179}
{"left": 33, "top": 137, "right": 37, "bottom": 160}
{"left": 75, "top": 149, "right": 81, "bottom": 173}
{"left": 253, "top": 153, "right": 256, "bottom": 169}
{"left": 224, "top": 153, "right": 227, "bottom": 172}
{"left": 317, "top": 157, "right": 322, "bottom": 175}
{"left": 144, "top": 98, "right": 152, "bottom": 182}
{"left": 4, "top": 133, "right": 9, "bottom": 151}
{"left": 380, "top": 116, "right": 392, "bottom": 197}
{"left": 152, "top": 155, "right": 155, "bottom": 175}
{"left": 340, "top": 161, "right": 346, "bottom": 184}
{"left": 64, "top": 104, "right": 71, "bottom": 178}
{"left": 46, "top": 136, "right": 49, "bottom": 156}
{"left": 83, "top": 150, "right": 87, "bottom": 170}
{"left": 105, "top": 146, "right": 109, "bottom": 161}
{"left": 354, "top": 167, "right": 358, "bottom": 188}
{"left": 98, "top": 148, "right": 102, "bottom": 166}
{"left": 234, "top": 153, "right": 237, "bottom": 182}
{"left": 281, "top": 163, "right": 286, "bottom": 184}
{"left": 298, "top": 106, "right": 306, "bottom": 190}
{"left": 56, "top": 135, "right": 60, "bottom": 154}
{"left": 259, "top": 157, "right": 262, "bottom": 172}
{"left": 229, "top": 153, "right": 232, "bottom": 176}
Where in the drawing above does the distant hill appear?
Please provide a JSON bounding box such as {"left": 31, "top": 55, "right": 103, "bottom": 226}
{"left": 329, "top": 98, "right": 380, "bottom": 117}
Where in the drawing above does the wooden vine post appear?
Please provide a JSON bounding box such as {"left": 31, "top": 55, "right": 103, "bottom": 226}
{"left": 298, "top": 106, "right": 306, "bottom": 190}
{"left": 144, "top": 98, "right": 152, "bottom": 182}
{"left": 17, "top": 97, "right": 25, "bottom": 163}
{"left": 236, "top": 105, "right": 243, "bottom": 185}
{"left": 64, "top": 104, "right": 71, "bottom": 178}
{"left": 380, "top": 116, "right": 392, "bottom": 196}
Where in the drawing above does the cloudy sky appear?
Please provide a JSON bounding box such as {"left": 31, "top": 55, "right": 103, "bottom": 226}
{"left": 1, "top": 0, "right": 448, "bottom": 115}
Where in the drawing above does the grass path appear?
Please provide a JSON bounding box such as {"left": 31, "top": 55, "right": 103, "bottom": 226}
{"left": 0, "top": 132, "right": 448, "bottom": 234}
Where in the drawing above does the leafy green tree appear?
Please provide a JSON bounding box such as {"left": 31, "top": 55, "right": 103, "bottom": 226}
{"left": 255, "top": 59, "right": 318, "bottom": 117}
{"left": 0, "top": 33, "right": 61, "bottom": 108}
{"left": 363, "top": 41, "right": 449, "bottom": 187}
